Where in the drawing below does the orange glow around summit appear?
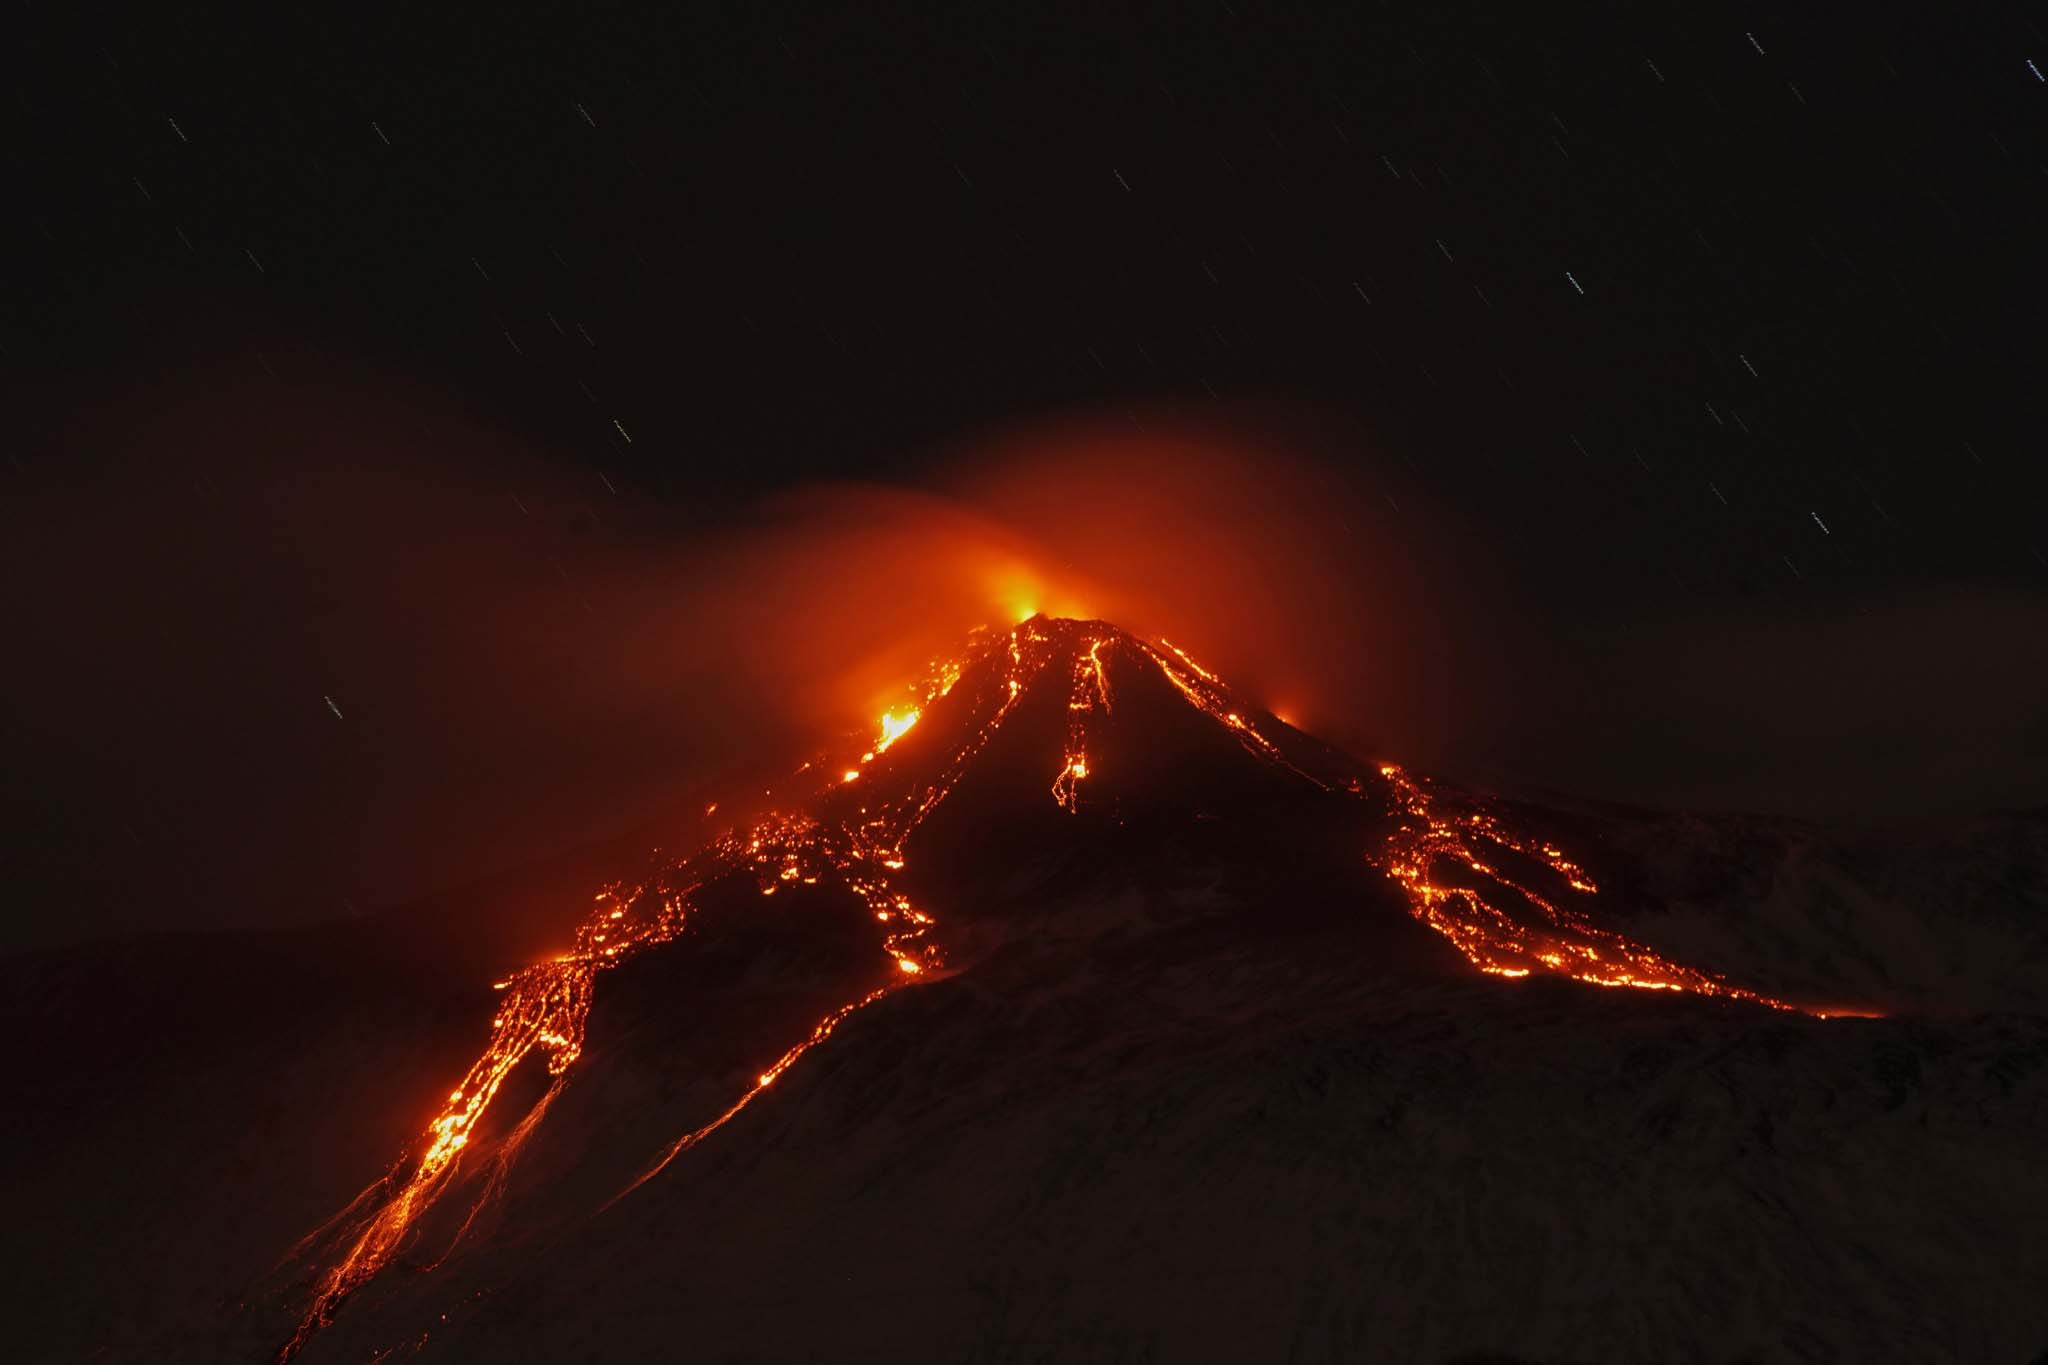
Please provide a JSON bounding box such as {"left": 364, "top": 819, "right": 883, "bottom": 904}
{"left": 276, "top": 612, "right": 1872, "bottom": 1360}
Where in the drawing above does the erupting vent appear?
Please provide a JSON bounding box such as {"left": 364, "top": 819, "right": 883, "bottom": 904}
{"left": 275, "top": 615, "right": 1869, "bottom": 1359}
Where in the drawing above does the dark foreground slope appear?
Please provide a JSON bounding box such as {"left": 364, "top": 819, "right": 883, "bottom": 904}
{"left": 5, "top": 619, "right": 2047, "bottom": 1364}
{"left": 318, "top": 968, "right": 2048, "bottom": 1364}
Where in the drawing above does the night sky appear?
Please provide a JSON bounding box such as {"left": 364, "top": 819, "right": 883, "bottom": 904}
{"left": 7, "top": 1, "right": 2047, "bottom": 949}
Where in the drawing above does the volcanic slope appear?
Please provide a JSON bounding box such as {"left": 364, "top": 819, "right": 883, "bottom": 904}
{"left": 25, "top": 617, "right": 2048, "bottom": 1364}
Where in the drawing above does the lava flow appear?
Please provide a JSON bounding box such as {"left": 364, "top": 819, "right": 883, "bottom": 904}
{"left": 1051, "top": 636, "right": 1112, "bottom": 811}
{"left": 277, "top": 615, "right": 1867, "bottom": 1359}
{"left": 278, "top": 628, "right": 1033, "bottom": 1358}
{"left": 1371, "top": 763, "right": 1818, "bottom": 1010}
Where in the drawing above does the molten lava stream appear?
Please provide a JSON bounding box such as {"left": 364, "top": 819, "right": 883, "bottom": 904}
{"left": 279, "top": 887, "right": 641, "bottom": 1357}
{"left": 1108, "top": 630, "right": 1862, "bottom": 1019}
{"left": 277, "top": 636, "right": 1006, "bottom": 1359}
{"left": 276, "top": 619, "right": 1877, "bottom": 1360}
{"left": 1370, "top": 763, "right": 1862, "bottom": 1016}
{"left": 1052, "top": 635, "right": 1112, "bottom": 812}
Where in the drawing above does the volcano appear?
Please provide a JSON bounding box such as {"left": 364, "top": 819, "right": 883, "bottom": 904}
{"left": 8, "top": 617, "right": 2048, "bottom": 1363}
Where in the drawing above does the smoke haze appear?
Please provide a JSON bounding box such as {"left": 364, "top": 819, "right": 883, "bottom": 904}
{"left": 5, "top": 377, "right": 2043, "bottom": 949}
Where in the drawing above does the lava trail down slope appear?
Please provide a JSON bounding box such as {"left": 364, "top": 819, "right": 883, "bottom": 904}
{"left": 10, "top": 617, "right": 2044, "bottom": 1364}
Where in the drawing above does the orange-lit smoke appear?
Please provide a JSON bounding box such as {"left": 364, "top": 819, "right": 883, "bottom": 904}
{"left": 15, "top": 381, "right": 2048, "bottom": 962}
{"left": 600, "top": 404, "right": 1519, "bottom": 782}
{"left": 13, "top": 384, "right": 1510, "bottom": 956}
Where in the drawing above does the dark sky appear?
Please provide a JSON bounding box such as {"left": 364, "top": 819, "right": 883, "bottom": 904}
{"left": 6, "top": 1, "right": 2046, "bottom": 950}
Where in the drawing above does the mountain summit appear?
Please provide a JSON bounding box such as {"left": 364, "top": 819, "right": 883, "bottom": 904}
{"left": 264, "top": 616, "right": 1886, "bottom": 1359}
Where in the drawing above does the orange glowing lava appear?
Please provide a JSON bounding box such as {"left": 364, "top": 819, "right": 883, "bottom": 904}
{"left": 874, "top": 708, "right": 920, "bottom": 751}
{"left": 279, "top": 615, "right": 1870, "bottom": 1358}
{"left": 1052, "top": 635, "right": 1112, "bottom": 812}
{"left": 1370, "top": 762, "right": 1822, "bottom": 1013}
{"left": 279, "top": 627, "right": 1030, "bottom": 1358}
